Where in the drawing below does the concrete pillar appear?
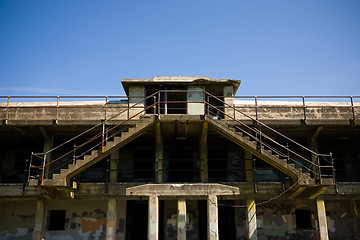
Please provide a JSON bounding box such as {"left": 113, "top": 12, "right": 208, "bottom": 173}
{"left": 177, "top": 199, "right": 186, "bottom": 240}
{"left": 106, "top": 199, "right": 117, "bottom": 240}
{"left": 246, "top": 199, "right": 257, "bottom": 240}
{"left": 33, "top": 200, "right": 45, "bottom": 240}
{"left": 129, "top": 85, "right": 145, "bottom": 118}
{"left": 207, "top": 195, "right": 218, "bottom": 240}
{"left": 244, "top": 151, "right": 254, "bottom": 182}
{"left": 309, "top": 126, "right": 323, "bottom": 179}
{"left": 109, "top": 150, "right": 119, "bottom": 183}
{"left": 118, "top": 200, "right": 127, "bottom": 240}
{"left": 223, "top": 85, "right": 234, "bottom": 119}
{"left": 155, "top": 122, "right": 164, "bottom": 183}
{"left": 200, "top": 122, "right": 208, "bottom": 182}
{"left": 316, "top": 199, "right": 329, "bottom": 240}
{"left": 148, "top": 195, "right": 159, "bottom": 240}
{"left": 43, "top": 136, "right": 53, "bottom": 179}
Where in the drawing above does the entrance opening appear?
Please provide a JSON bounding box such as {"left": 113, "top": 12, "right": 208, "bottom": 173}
{"left": 126, "top": 200, "right": 148, "bottom": 240}
{"left": 198, "top": 200, "right": 207, "bottom": 240}
{"left": 48, "top": 210, "right": 66, "bottom": 230}
{"left": 218, "top": 200, "right": 236, "bottom": 240}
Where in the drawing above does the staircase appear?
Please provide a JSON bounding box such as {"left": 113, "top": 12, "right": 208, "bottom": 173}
{"left": 42, "top": 115, "right": 156, "bottom": 187}
{"left": 206, "top": 116, "right": 315, "bottom": 185}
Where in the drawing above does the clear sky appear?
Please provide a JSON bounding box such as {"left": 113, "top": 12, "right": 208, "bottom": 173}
{"left": 0, "top": 0, "right": 359, "bottom": 96}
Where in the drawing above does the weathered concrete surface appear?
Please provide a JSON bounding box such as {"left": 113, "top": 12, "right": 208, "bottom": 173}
{"left": 106, "top": 199, "right": 116, "bottom": 240}
{"left": 148, "top": 195, "right": 159, "bottom": 240}
{"left": 207, "top": 195, "right": 218, "bottom": 240}
{"left": 316, "top": 199, "right": 329, "bottom": 240}
{"left": 246, "top": 199, "right": 257, "bottom": 240}
{"left": 177, "top": 200, "right": 186, "bottom": 240}
{"left": 126, "top": 183, "right": 240, "bottom": 197}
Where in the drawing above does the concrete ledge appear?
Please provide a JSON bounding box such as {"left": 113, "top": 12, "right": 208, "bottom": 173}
{"left": 126, "top": 183, "right": 240, "bottom": 196}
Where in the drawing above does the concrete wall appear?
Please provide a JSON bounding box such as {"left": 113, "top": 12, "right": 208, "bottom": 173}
{"left": 325, "top": 200, "right": 360, "bottom": 240}
{"left": 45, "top": 199, "right": 107, "bottom": 240}
{"left": 0, "top": 200, "right": 36, "bottom": 240}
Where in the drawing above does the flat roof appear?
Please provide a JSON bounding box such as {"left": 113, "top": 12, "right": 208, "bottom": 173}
{"left": 121, "top": 76, "right": 241, "bottom": 95}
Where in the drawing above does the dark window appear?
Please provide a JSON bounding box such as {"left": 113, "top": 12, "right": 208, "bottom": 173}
{"left": 48, "top": 210, "right": 66, "bottom": 230}
{"left": 295, "top": 209, "right": 312, "bottom": 229}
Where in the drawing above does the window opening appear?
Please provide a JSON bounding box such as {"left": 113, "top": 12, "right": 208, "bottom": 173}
{"left": 48, "top": 210, "right": 66, "bottom": 230}
{"left": 295, "top": 209, "right": 312, "bottom": 229}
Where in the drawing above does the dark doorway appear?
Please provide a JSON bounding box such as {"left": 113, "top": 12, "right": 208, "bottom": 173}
{"left": 198, "top": 200, "right": 207, "bottom": 240}
{"left": 218, "top": 200, "right": 236, "bottom": 240}
{"left": 126, "top": 200, "right": 148, "bottom": 240}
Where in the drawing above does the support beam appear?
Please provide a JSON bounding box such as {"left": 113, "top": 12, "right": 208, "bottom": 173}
{"left": 106, "top": 199, "right": 117, "bottom": 240}
{"left": 177, "top": 199, "right": 186, "bottom": 240}
{"left": 244, "top": 151, "right": 253, "bottom": 182}
{"left": 43, "top": 136, "right": 53, "bottom": 179}
{"left": 246, "top": 199, "right": 257, "bottom": 240}
{"left": 200, "top": 122, "right": 208, "bottom": 182}
{"left": 316, "top": 199, "right": 329, "bottom": 240}
{"left": 118, "top": 200, "right": 127, "bottom": 240}
{"left": 155, "top": 122, "right": 164, "bottom": 183}
{"left": 108, "top": 150, "right": 119, "bottom": 194}
{"left": 148, "top": 195, "right": 159, "bottom": 240}
{"left": 309, "top": 126, "right": 323, "bottom": 178}
{"left": 207, "top": 195, "right": 218, "bottom": 240}
{"left": 33, "top": 200, "right": 45, "bottom": 240}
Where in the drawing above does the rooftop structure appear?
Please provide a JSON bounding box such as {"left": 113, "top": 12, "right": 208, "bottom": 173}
{"left": 0, "top": 76, "right": 360, "bottom": 240}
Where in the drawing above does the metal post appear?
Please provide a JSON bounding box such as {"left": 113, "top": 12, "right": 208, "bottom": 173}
{"left": 253, "top": 158, "right": 258, "bottom": 193}
{"left": 164, "top": 88, "right": 168, "bottom": 114}
{"left": 56, "top": 96, "right": 59, "bottom": 123}
{"left": 41, "top": 154, "right": 47, "bottom": 185}
{"left": 23, "top": 159, "right": 29, "bottom": 195}
{"left": 102, "top": 120, "right": 105, "bottom": 153}
{"left": 302, "top": 96, "right": 306, "bottom": 124}
{"left": 158, "top": 91, "right": 161, "bottom": 115}
{"left": 350, "top": 96, "right": 355, "bottom": 124}
{"left": 255, "top": 96, "right": 258, "bottom": 121}
{"left": 286, "top": 143, "right": 290, "bottom": 164}
{"left": 73, "top": 143, "right": 77, "bottom": 164}
{"left": 5, "top": 96, "right": 10, "bottom": 124}
{"left": 207, "top": 95, "right": 210, "bottom": 115}
{"left": 105, "top": 96, "right": 108, "bottom": 121}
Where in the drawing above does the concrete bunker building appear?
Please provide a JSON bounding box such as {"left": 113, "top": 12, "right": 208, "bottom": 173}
{"left": 0, "top": 76, "right": 360, "bottom": 240}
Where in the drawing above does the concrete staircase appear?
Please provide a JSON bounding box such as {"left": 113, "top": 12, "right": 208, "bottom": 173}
{"left": 42, "top": 115, "right": 156, "bottom": 187}
{"left": 205, "top": 116, "right": 316, "bottom": 185}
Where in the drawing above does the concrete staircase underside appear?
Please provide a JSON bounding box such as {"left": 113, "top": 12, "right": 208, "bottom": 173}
{"left": 205, "top": 116, "right": 316, "bottom": 185}
{"left": 42, "top": 115, "right": 156, "bottom": 187}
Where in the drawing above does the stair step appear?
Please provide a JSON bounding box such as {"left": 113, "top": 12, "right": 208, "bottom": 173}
{"left": 68, "top": 164, "right": 77, "bottom": 171}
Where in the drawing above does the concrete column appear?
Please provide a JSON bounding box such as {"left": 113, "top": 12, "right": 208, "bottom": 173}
{"left": 118, "top": 200, "right": 127, "bottom": 240}
{"left": 309, "top": 126, "right": 323, "bottom": 179}
{"left": 106, "top": 199, "right": 117, "bottom": 240}
{"left": 316, "top": 199, "right": 329, "bottom": 240}
{"left": 155, "top": 122, "right": 164, "bottom": 183}
{"left": 200, "top": 122, "right": 208, "bottom": 182}
{"left": 207, "top": 195, "right": 218, "bottom": 240}
{"left": 108, "top": 150, "right": 119, "bottom": 194}
{"left": 33, "top": 200, "right": 45, "bottom": 240}
{"left": 148, "top": 195, "right": 159, "bottom": 240}
{"left": 109, "top": 150, "right": 119, "bottom": 183}
{"left": 43, "top": 136, "right": 53, "bottom": 179}
{"left": 244, "top": 151, "right": 254, "bottom": 182}
{"left": 129, "top": 85, "right": 145, "bottom": 118}
{"left": 177, "top": 199, "right": 186, "bottom": 240}
{"left": 223, "top": 85, "right": 234, "bottom": 119}
{"left": 246, "top": 199, "right": 257, "bottom": 240}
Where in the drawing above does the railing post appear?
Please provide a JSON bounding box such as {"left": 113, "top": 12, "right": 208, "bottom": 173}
{"left": 286, "top": 143, "right": 290, "bottom": 164}
{"left": 158, "top": 91, "right": 161, "bottom": 115}
{"left": 317, "top": 155, "right": 321, "bottom": 184}
{"left": 253, "top": 158, "right": 258, "bottom": 193}
{"left": 153, "top": 96, "right": 156, "bottom": 115}
{"left": 73, "top": 143, "right": 77, "bottom": 164}
{"left": 55, "top": 96, "right": 59, "bottom": 124}
{"left": 255, "top": 96, "right": 258, "bottom": 121}
{"left": 41, "top": 154, "right": 47, "bottom": 185}
{"left": 23, "top": 159, "right": 29, "bottom": 194}
{"left": 350, "top": 96, "right": 355, "bottom": 124}
{"left": 302, "top": 96, "right": 306, "bottom": 124}
{"left": 102, "top": 120, "right": 105, "bottom": 153}
{"left": 5, "top": 96, "right": 10, "bottom": 124}
{"left": 105, "top": 96, "right": 108, "bottom": 121}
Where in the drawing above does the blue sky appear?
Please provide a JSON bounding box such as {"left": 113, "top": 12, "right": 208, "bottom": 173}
{"left": 0, "top": 0, "right": 359, "bottom": 96}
